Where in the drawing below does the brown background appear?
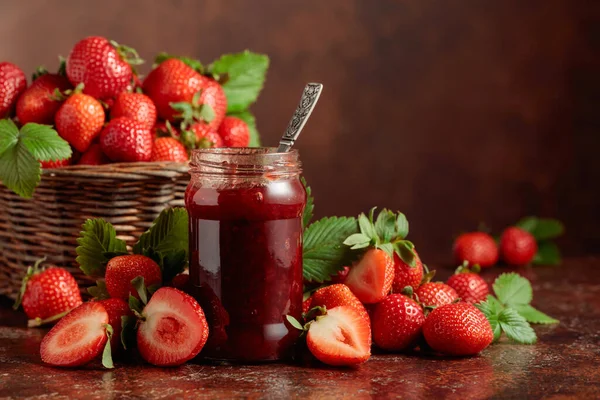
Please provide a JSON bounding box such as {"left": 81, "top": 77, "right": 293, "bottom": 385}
{"left": 0, "top": 0, "right": 598, "bottom": 263}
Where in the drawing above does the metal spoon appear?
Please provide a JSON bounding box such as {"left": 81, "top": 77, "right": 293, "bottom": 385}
{"left": 277, "top": 83, "right": 323, "bottom": 152}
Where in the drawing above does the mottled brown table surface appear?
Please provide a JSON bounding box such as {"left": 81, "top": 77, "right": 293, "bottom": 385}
{"left": 1, "top": 257, "right": 599, "bottom": 399}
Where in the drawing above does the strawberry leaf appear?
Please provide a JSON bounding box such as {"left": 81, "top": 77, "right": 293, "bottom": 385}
{"left": 395, "top": 212, "right": 409, "bottom": 239}
{"left": 343, "top": 233, "right": 371, "bottom": 249}
{"left": 102, "top": 324, "right": 115, "bottom": 369}
{"left": 19, "top": 123, "right": 72, "bottom": 162}
{"left": 0, "top": 139, "right": 40, "bottom": 199}
{"left": 161, "top": 249, "right": 187, "bottom": 283}
{"left": 286, "top": 315, "right": 304, "bottom": 331}
{"left": 512, "top": 304, "right": 559, "bottom": 324}
{"left": 393, "top": 240, "right": 416, "bottom": 267}
{"left": 303, "top": 216, "right": 359, "bottom": 282}
{"left": 533, "top": 241, "right": 561, "bottom": 266}
{"left": 228, "top": 109, "right": 261, "bottom": 147}
{"left": 493, "top": 273, "right": 533, "bottom": 307}
{"left": 516, "top": 216, "right": 565, "bottom": 241}
{"left": 378, "top": 242, "right": 394, "bottom": 259}
{"left": 76, "top": 219, "right": 127, "bottom": 277}
{"left": 87, "top": 280, "right": 110, "bottom": 300}
{"left": 209, "top": 51, "right": 269, "bottom": 113}
{"left": 129, "top": 295, "right": 143, "bottom": 315}
{"left": 301, "top": 176, "right": 314, "bottom": 229}
{"left": 121, "top": 315, "right": 137, "bottom": 350}
{"left": 374, "top": 209, "right": 397, "bottom": 243}
{"left": 476, "top": 295, "right": 504, "bottom": 342}
{"left": 497, "top": 308, "right": 537, "bottom": 344}
{"left": 0, "top": 119, "right": 19, "bottom": 154}
{"left": 131, "top": 276, "right": 149, "bottom": 305}
{"left": 358, "top": 212, "right": 378, "bottom": 241}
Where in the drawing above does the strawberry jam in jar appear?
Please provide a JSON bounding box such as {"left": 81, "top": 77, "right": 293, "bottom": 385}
{"left": 186, "top": 148, "right": 306, "bottom": 362}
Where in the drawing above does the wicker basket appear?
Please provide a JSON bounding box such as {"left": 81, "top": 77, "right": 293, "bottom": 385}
{"left": 0, "top": 162, "right": 189, "bottom": 300}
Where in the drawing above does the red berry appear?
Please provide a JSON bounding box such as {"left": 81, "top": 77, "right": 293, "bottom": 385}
{"left": 111, "top": 92, "right": 157, "bottom": 129}
{"left": 137, "top": 287, "right": 209, "bottom": 366}
{"left": 423, "top": 302, "right": 494, "bottom": 356}
{"left": 169, "top": 272, "right": 190, "bottom": 292}
{"left": 98, "top": 298, "right": 133, "bottom": 352}
{"left": 16, "top": 74, "right": 71, "bottom": 124}
{"left": 500, "top": 227, "right": 538, "bottom": 266}
{"left": 345, "top": 248, "right": 394, "bottom": 304}
{"left": 100, "top": 117, "right": 153, "bottom": 162}
{"left": 78, "top": 143, "right": 110, "bottom": 165}
{"left": 55, "top": 93, "right": 105, "bottom": 152}
{"left": 17, "top": 265, "right": 82, "bottom": 323}
{"left": 150, "top": 137, "right": 188, "bottom": 162}
{"left": 392, "top": 250, "right": 424, "bottom": 292}
{"left": 66, "top": 36, "right": 136, "bottom": 99}
{"left": 302, "top": 297, "right": 312, "bottom": 314}
{"left": 453, "top": 232, "right": 499, "bottom": 268}
{"left": 189, "top": 122, "right": 223, "bottom": 147}
{"left": 41, "top": 157, "right": 72, "bottom": 169}
{"left": 371, "top": 294, "right": 425, "bottom": 351}
{"left": 309, "top": 283, "right": 370, "bottom": 323}
{"left": 330, "top": 266, "right": 350, "bottom": 284}
{"left": 415, "top": 282, "right": 458, "bottom": 308}
{"left": 40, "top": 302, "right": 109, "bottom": 367}
{"left": 306, "top": 306, "right": 371, "bottom": 366}
{"left": 104, "top": 255, "right": 162, "bottom": 300}
{"left": 447, "top": 273, "right": 489, "bottom": 304}
{"left": 218, "top": 116, "right": 250, "bottom": 147}
{"left": 0, "top": 62, "right": 26, "bottom": 118}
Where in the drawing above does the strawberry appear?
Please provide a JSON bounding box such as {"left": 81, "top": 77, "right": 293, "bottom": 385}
{"left": 153, "top": 121, "right": 179, "bottom": 138}
{"left": 104, "top": 255, "right": 162, "bottom": 300}
{"left": 302, "top": 297, "right": 312, "bottom": 315}
{"left": 392, "top": 250, "right": 424, "bottom": 293}
{"left": 306, "top": 306, "right": 371, "bottom": 366}
{"left": 78, "top": 143, "right": 110, "bottom": 165}
{"left": 110, "top": 92, "right": 157, "bottom": 129}
{"left": 0, "top": 62, "right": 26, "bottom": 118}
{"left": 371, "top": 294, "right": 425, "bottom": 351}
{"left": 330, "top": 266, "right": 350, "bottom": 284}
{"left": 143, "top": 58, "right": 226, "bottom": 127}
{"left": 188, "top": 122, "right": 223, "bottom": 147}
{"left": 447, "top": 267, "right": 489, "bottom": 304}
{"left": 99, "top": 298, "right": 133, "bottom": 351}
{"left": 415, "top": 282, "right": 458, "bottom": 308}
{"left": 40, "top": 302, "right": 110, "bottom": 367}
{"left": 309, "top": 284, "right": 370, "bottom": 323}
{"left": 453, "top": 232, "right": 498, "bottom": 268}
{"left": 55, "top": 93, "right": 105, "bottom": 152}
{"left": 218, "top": 116, "right": 250, "bottom": 147}
{"left": 13, "top": 260, "right": 82, "bottom": 326}
{"left": 345, "top": 248, "right": 394, "bottom": 304}
{"left": 41, "top": 157, "right": 72, "bottom": 169}
{"left": 100, "top": 117, "right": 153, "bottom": 162}
{"left": 169, "top": 272, "right": 190, "bottom": 292}
{"left": 500, "top": 227, "right": 538, "bottom": 266}
{"left": 423, "top": 302, "right": 494, "bottom": 356}
{"left": 66, "top": 36, "right": 141, "bottom": 99}
{"left": 16, "top": 73, "right": 71, "bottom": 124}
{"left": 137, "top": 287, "right": 209, "bottom": 366}
{"left": 150, "top": 137, "right": 188, "bottom": 162}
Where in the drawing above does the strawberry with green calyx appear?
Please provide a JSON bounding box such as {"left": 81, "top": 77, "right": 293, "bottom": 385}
{"left": 453, "top": 231, "right": 498, "bottom": 268}
{"left": 307, "top": 284, "right": 370, "bottom": 324}
{"left": 344, "top": 248, "right": 394, "bottom": 304}
{"left": 16, "top": 66, "right": 72, "bottom": 125}
{"left": 446, "top": 261, "right": 489, "bottom": 304}
{"left": 13, "top": 258, "right": 83, "bottom": 327}
{"left": 153, "top": 120, "right": 179, "bottom": 138}
{"left": 66, "top": 36, "right": 143, "bottom": 100}
{"left": 391, "top": 249, "right": 424, "bottom": 293}
{"left": 287, "top": 305, "right": 371, "bottom": 367}
{"left": 185, "top": 122, "right": 224, "bottom": 148}
{"left": 104, "top": 255, "right": 162, "bottom": 301}
{"left": 0, "top": 120, "right": 72, "bottom": 198}
{"left": 98, "top": 298, "right": 133, "bottom": 353}
{"left": 476, "top": 272, "right": 558, "bottom": 344}
{"left": 40, "top": 302, "right": 115, "bottom": 368}
{"left": 512, "top": 216, "right": 564, "bottom": 266}
{"left": 171, "top": 90, "right": 217, "bottom": 129}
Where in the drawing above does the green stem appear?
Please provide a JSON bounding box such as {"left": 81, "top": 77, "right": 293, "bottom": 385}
{"left": 28, "top": 309, "right": 70, "bottom": 328}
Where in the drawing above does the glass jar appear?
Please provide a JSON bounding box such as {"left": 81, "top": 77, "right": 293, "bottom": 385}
{"left": 185, "top": 148, "right": 306, "bottom": 363}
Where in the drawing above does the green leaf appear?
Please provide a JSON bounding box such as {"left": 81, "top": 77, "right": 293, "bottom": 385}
{"left": 20, "top": 123, "right": 72, "bottom": 162}
{"left": 102, "top": 324, "right": 115, "bottom": 369}
{"left": 378, "top": 242, "right": 394, "bottom": 258}
{"left": 129, "top": 295, "right": 143, "bottom": 315}
{"left": 87, "top": 280, "right": 110, "bottom": 300}
{"left": 303, "top": 216, "right": 359, "bottom": 282}
{"left": 133, "top": 207, "right": 188, "bottom": 263}
{"left": 301, "top": 177, "right": 314, "bottom": 229}
{"left": 393, "top": 240, "right": 416, "bottom": 267}
{"left": 492, "top": 273, "right": 533, "bottom": 307}
{"left": 131, "top": 276, "right": 148, "bottom": 305}
{"left": 516, "top": 217, "right": 565, "bottom": 241}
{"left": 286, "top": 315, "right": 304, "bottom": 331}
{"left": 533, "top": 241, "right": 561, "bottom": 266}
{"left": 0, "top": 119, "right": 19, "bottom": 155}
{"left": 120, "top": 315, "right": 137, "bottom": 350}
{"left": 227, "top": 109, "right": 261, "bottom": 147}
{"left": 0, "top": 140, "right": 40, "bottom": 198}
{"left": 374, "top": 209, "right": 397, "bottom": 243}
{"left": 162, "top": 249, "right": 187, "bottom": 283}
{"left": 497, "top": 308, "right": 537, "bottom": 344}
{"left": 358, "top": 212, "right": 377, "bottom": 241}
{"left": 210, "top": 51, "right": 269, "bottom": 113}
{"left": 512, "top": 304, "right": 559, "bottom": 324}
{"left": 76, "top": 219, "right": 127, "bottom": 277}
{"left": 395, "top": 212, "right": 409, "bottom": 239}
{"left": 343, "top": 233, "right": 371, "bottom": 249}
{"left": 476, "top": 296, "right": 504, "bottom": 342}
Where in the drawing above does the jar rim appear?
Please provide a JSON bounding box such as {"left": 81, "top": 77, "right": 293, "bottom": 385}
{"left": 190, "top": 147, "right": 301, "bottom": 175}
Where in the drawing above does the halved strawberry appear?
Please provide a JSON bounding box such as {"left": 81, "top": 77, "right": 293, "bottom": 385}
{"left": 137, "top": 287, "right": 209, "bottom": 366}
{"left": 344, "top": 248, "right": 394, "bottom": 304}
{"left": 40, "top": 302, "right": 111, "bottom": 367}
{"left": 309, "top": 284, "right": 370, "bottom": 324}
{"left": 306, "top": 306, "right": 371, "bottom": 366}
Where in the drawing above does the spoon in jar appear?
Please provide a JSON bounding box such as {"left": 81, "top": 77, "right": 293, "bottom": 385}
{"left": 277, "top": 83, "right": 323, "bottom": 152}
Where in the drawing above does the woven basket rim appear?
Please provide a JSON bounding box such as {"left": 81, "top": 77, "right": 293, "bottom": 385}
{"left": 40, "top": 161, "right": 189, "bottom": 180}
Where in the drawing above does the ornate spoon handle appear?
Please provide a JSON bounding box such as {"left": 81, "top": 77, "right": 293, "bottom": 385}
{"left": 277, "top": 83, "right": 323, "bottom": 152}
